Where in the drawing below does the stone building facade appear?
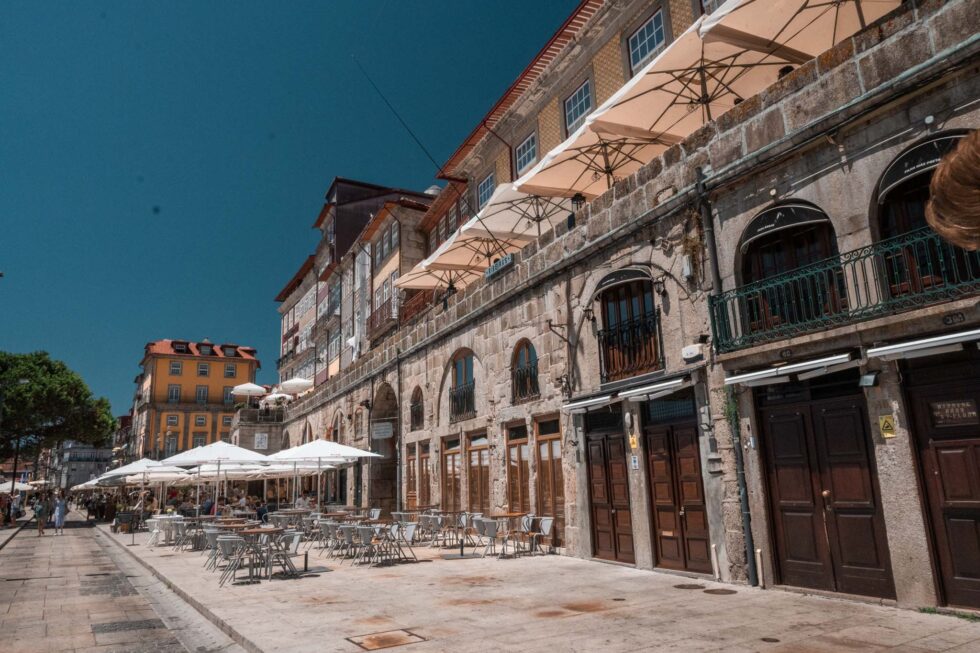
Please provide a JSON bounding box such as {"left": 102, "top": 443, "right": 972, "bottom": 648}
{"left": 273, "top": 0, "right": 979, "bottom": 612}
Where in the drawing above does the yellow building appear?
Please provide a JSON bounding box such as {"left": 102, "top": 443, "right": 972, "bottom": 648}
{"left": 130, "top": 339, "right": 260, "bottom": 458}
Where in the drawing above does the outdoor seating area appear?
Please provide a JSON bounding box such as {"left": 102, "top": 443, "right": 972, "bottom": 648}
{"left": 123, "top": 503, "right": 558, "bottom": 589}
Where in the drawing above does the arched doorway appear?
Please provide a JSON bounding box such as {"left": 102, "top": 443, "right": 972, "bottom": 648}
{"left": 369, "top": 383, "right": 399, "bottom": 516}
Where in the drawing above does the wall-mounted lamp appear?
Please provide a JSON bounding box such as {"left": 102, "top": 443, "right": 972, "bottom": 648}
{"left": 652, "top": 275, "right": 667, "bottom": 297}
{"left": 359, "top": 399, "right": 372, "bottom": 410}
{"left": 583, "top": 306, "right": 596, "bottom": 324}
{"left": 571, "top": 193, "right": 586, "bottom": 210}
{"left": 858, "top": 372, "right": 880, "bottom": 388}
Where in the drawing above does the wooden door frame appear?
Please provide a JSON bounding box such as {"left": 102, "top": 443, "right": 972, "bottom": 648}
{"left": 643, "top": 414, "right": 707, "bottom": 573}
{"left": 585, "top": 427, "right": 634, "bottom": 563}
{"left": 904, "top": 375, "right": 980, "bottom": 608}
{"left": 534, "top": 414, "right": 564, "bottom": 547}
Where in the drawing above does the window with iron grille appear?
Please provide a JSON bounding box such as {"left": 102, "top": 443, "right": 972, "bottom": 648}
{"left": 628, "top": 10, "right": 665, "bottom": 74}
{"left": 478, "top": 172, "right": 495, "bottom": 209}
{"left": 449, "top": 351, "right": 476, "bottom": 423}
{"left": 516, "top": 132, "right": 537, "bottom": 173}
{"left": 564, "top": 79, "right": 592, "bottom": 132}
{"left": 410, "top": 387, "right": 424, "bottom": 431}
{"left": 511, "top": 340, "right": 539, "bottom": 403}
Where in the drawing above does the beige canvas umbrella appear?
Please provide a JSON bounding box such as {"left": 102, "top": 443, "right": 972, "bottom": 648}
{"left": 516, "top": 121, "right": 671, "bottom": 200}
{"left": 466, "top": 183, "right": 573, "bottom": 240}
{"left": 426, "top": 216, "right": 528, "bottom": 273}
{"left": 700, "top": 0, "right": 901, "bottom": 61}
{"left": 590, "top": 17, "right": 796, "bottom": 145}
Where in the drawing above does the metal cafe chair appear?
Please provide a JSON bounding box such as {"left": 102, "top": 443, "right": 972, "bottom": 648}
{"left": 530, "top": 517, "right": 555, "bottom": 555}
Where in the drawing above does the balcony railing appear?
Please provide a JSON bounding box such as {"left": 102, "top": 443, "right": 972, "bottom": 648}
{"left": 368, "top": 298, "right": 397, "bottom": 337}
{"left": 449, "top": 383, "right": 476, "bottom": 423}
{"left": 237, "top": 407, "right": 285, "bottom": 424}
{"left": 400, "top": 289, "right": 436, "bottom": 324}
{"left": 511, "top": 363, "right": 540, "bottom": 404}
{"left": 410, "top": 401, "right": 424, "bottom": 431}
{"left": 597, "top": 308, "right": 664, "bottom": 384}
{"left": 709, "top": 227, "right": 980, "bottom": 353}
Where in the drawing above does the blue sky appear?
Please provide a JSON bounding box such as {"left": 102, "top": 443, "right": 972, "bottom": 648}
{"left": 0, "top": 1, "right": 578, "bottom": 414}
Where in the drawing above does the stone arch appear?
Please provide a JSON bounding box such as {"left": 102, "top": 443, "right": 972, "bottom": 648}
{"left": 368, "top": 382, "right": 399, "bottom": 516}
{"left": 436, "top": 347, "right": 486, "bottom": 426}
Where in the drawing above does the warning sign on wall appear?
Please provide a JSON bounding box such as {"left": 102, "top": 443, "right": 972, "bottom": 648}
{"left": 878, "top": 415, "right": 897, "bottom": 439}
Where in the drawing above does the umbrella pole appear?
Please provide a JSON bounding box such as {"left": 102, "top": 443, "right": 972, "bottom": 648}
{"left": 317, "top": 458, "right": 322, "bottom": 509}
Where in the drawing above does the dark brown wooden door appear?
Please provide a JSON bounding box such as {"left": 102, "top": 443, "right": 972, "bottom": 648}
{"left": 646, "top": 424, "right": 711, "bottom": 573}
{"left": 910, "top": 381, "right": 980, "bottom": 609}
{"left": 761, "top": 398, "right": 894, "bottom": 598}
{"left": 587, "top": 432, "right": 635, "bottom": 563}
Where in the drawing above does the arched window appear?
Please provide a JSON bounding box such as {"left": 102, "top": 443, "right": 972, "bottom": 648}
{"left": 328, "top": 413, "right": 342, "bottom": 442}
{"left": 875, "top": 130, "right": 978, "bottom": 298}
{"left": 449, "top": 350, "right": 475, "bottom": 423}
{"left": 511, "top": 340, "right": 539, "bottom": 403}
{"left": 410, "top": 387, "right": 424, "bottom": 431}
{"left": 593, "top": 269, "right": 663, "bottom": 383}
{"left": 353, "top": 409, "right": 364, "bottom": 438}
{"left": 737, "top": 202, "right": 846, "bottom": 337}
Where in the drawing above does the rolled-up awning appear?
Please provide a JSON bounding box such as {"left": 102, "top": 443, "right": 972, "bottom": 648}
{"left": 562, "top": 394, "right": 615, "bottom": 414}
{"left": 878, "top": 132, "right": 966, "bottom": 202}
{"left": 725, "top": 353, "right": 853, "bottom": 386}
{"left": 866, "top": 328, "right": 980, "bottom": 360}
{"left": 619, "top": 376, "right": 691, "bottom": 402}
{"left": 739, "top": 203, "right": 831, "bottom": 253}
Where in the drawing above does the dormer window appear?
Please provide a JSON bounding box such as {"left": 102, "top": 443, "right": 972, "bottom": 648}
{"left": 222, "top": 346, "right": 237, "bottom": 357}
{"left": 174, "top": 342, "right": 188, "bottom": 353}
{"left": 199, "top": 344, "right": 212, "bottom": 356}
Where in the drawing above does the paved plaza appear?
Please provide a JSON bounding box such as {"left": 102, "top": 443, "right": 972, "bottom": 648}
{"left": 83, "top": 518, "right": 980, "bottom": 652}
{"left": 0, "top": 512, "right": 241, "bottom": 653}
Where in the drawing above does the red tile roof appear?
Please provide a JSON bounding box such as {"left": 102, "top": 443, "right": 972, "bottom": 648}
{"left": 142, "top": 340, "right": 260, "bottom": 363}
{"left": 438, "top": 0, "right": 605, "bottom": 179}
{"left": 359, "top": 198, "right": 431, "bottom": 242}
{"left": 275, "top": 255, "right": 316, "bottom": 302}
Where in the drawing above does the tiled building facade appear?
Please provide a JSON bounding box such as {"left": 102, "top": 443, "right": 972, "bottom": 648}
{"left": 270, "top": 0, "right": 980, "bottom": 612}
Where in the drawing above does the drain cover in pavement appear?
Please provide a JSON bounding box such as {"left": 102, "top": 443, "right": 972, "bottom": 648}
{"left": 704, "top": 588, "right": 737, "bottom": 595}
{"left": 673, "top": 583, "right": 706, "bottom": 590}
{"left": 761, "top": 637, "right": 781, "bottom": 643}
{"left": 347, "top": 629, "right": 426, "bottom": 650}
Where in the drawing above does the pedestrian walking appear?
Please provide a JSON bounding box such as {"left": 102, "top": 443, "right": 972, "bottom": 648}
{"left": 35, "top": 493, "right": 52, "bottom": 536}
{"left": 53, "top": 492, "right": 68, "bottom": 535}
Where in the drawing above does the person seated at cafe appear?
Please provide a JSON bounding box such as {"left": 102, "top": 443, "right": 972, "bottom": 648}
{"left": 255, "top": 499, "right": 268, "bottom": 522}
{"left": 237, "top": 494, "right": 248, "bottom": 509}
{"left": 294, "top": 493, "right": 310, "bottom": 510}
{"left": 201, "top": 494, "right": 214, "bottom": 516}
{"left": 178, "top": 497, "right": 194, "bottom": 514}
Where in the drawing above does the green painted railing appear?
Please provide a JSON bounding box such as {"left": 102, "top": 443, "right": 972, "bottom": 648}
{"left": 709, "top": 227, "right": 980, "bottom": 353}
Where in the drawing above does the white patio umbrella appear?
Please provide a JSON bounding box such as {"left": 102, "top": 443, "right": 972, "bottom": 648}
{"left": 5, "top": 480, "right": 33, "bottom": 492}
{"left": 162, "top": 441, "right": 270, "bottom": 507}
{"left": 260, "top": 392, "right": 293, "bottom": 407}
{"left": 466, "top": 183, "right": 572, "bottom": 240}
{"left": 124, "top": 470, "right": 189, "bottom": 485}
{"left": 188, "top": 463, "right": 263, "bottom": 480}
{"left": 232, "top": 382, "right": 266, "bottom": 408}
{"left": 589, "top": 17, "right": 797, "bottom": 148}
{"left": 279, "top": 377, "right": 314, "bottom": 394}
{"left": 98, "top": 458, "right": 168, "bottom": 480}
{"left": 700, "top": 0, "right": 901, "bottom": 61}
{"left": 425, "top": 216, "right": 529, "bottom": 275}
{"left": 516, "top": 120, "right": 671, "bottom": 200}
{"left": 270, "top": 439, "right": 379, "bottom": 506}
{"left": 395, "top": 260, "right": 484, "bottom": 292}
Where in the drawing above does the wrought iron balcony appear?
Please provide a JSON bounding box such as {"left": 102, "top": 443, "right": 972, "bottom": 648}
{"left": 410, "top": 401, "right": 424, "bottom": 431}
{"left": 449, "top": 382, "right": 476, "bottom": 423}
{"left": 236, "top": 407, "right": 285, "bottom": 424}
{"left": 597, "top": 308, "right": 664, "bottom": 384}
{"left": 399, "top": 289, "right": 436, "bottom": 324}
{"left": 511, "top": 363, "right": 540, "bottom": 404}
{"left": 709, "top": 227, "right": 980, "bottom": 353}
{"left": 368, "top": 298, "right": 397, "bottom": 339}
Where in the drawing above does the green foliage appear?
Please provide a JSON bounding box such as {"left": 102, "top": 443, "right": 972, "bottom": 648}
{"left": 0, "top": 351, "right": 116, "bottom": 459}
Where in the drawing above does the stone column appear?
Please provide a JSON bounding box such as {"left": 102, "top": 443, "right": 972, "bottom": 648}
{"left": 623, "top": 401, "right": 655, "bottom": 570}
{"left": 862, "top": 360, "right": 939, "bottom": 607}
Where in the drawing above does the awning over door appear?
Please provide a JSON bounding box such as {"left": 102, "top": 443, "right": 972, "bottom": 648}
{"left": 739, "top": 203, "right": 831, "bottom": 253}
{"left": 878, "top": 132, "right": 965, "bottom": 202}
{"left": 724, "top": 353, "right": 855, "bottom": 386}
{"left": 866, "top": 328, "right": 980, "bottom": 360}
{"left": 562, "top": 394, "right": 615, "bottom": 414}
{"left": 619, "top": 376, "right": 691, "bottom": 402}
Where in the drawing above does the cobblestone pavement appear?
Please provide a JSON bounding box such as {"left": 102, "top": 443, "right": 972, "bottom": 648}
{"left": 101, "top": 522, "right": 980, "bottom": 653}
{"left": 0, "top": 511, "right": 242, "bottom": 653}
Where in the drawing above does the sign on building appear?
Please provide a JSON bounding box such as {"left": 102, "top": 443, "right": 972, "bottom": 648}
{"left": 371, "top": 421, "right": 394, "bottom": 440}
{"left": 254, "top": 432, "right": 269, "bottom": 450}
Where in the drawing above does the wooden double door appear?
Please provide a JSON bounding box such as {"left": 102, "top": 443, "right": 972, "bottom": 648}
{"left": 907, "top": 362, "right": 980, "bottom": 609}
{"left": 586, "top": 411, "right": 634, "bottom": 564}
{"left": 645, "top": 418, "right": 712, "bottom": 574}
{"left": 760, "top": 394, "right": 895, "bottom": 599}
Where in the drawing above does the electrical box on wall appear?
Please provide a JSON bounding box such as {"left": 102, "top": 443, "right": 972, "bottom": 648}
{"left": 682, "top": 344, "right": 703, "bottom": 362}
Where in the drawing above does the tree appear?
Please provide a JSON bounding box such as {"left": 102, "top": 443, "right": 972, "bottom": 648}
{"left": 0, "top": 351, "right": 116, "bottom": 462}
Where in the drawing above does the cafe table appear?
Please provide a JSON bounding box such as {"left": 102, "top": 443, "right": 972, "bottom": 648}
{"left": 239, "top": 527, "right": 285, "bottom": 580}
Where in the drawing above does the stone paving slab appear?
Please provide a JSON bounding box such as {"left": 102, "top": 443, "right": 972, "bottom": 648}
{"left": 100, "top": 523, "right": 980, "bottom": 653}
{"left": 0, "top": 511, "right": 243, "bottom": 653}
